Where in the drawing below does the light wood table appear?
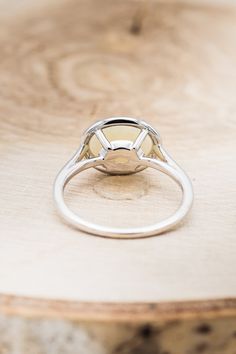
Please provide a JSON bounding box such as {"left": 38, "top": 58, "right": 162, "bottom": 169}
{"left": 0, "top": 0, "right": 235, "bottom": 353}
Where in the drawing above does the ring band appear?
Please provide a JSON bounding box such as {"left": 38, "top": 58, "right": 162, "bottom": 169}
{"left": 53, "top": 117, "right": 193, "bottom": 238}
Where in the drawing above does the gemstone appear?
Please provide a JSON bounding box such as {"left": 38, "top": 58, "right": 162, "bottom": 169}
{"left": 89, "top": 125, "right": 153, "bottom": 156}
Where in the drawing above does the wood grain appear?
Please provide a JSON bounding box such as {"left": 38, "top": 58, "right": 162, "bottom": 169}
{"left": 0, "top": 0, "right": 236, "bottom": 352}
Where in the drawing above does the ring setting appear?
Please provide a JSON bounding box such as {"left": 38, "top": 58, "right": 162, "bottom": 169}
{"left": 54, "top": 117, "right": 193, "bottom": 238}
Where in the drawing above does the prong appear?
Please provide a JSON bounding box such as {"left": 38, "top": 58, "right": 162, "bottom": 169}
{"left": 132, "top": 129, "right": 148, "bottom": 150}
{"left": 95, "top": 129, "right": 112, "bottom": 150}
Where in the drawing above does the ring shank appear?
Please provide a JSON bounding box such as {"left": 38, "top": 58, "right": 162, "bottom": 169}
{"left": 53, "top": 157, "right": 193, "bottom": 238}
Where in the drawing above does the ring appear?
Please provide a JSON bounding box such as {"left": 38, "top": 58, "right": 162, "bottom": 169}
{"left": 53, "top": 117, "right": 193, "bottom": 238}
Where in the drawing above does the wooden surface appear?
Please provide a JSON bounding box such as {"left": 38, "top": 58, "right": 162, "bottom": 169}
{"left": 0, "top": 0, "right": 236, "bottom": 352}
{"left": 0, "top": 297, "right": 236, "bottom": 354}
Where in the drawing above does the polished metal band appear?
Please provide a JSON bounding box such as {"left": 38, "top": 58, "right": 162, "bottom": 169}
{"left": 54, "top": 154, "right": 193, "bottom": 238}
{"left": 54, "top": 117, "right": 193, "bottom": 238}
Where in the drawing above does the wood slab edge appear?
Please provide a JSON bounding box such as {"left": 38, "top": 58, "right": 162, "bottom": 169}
{"left": 0, "top": 294, "right": 235, "bottom": 323}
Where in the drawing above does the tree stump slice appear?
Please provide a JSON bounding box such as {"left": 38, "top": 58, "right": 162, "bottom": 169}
{"left": 0, "top": 0, "right": 235, "bottom": 353}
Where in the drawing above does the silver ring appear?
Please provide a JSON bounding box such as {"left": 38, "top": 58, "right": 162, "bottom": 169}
{"left": 53, "top": 117, "right": 193, "bottom": 238}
